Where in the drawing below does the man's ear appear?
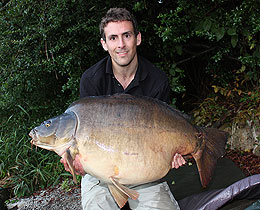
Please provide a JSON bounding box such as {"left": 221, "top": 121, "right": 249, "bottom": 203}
{"left": 136, "top": 32, "right": 141, "bottom": 46}
{"left": 100, "top": 38, "right": 108, "bottom": 51}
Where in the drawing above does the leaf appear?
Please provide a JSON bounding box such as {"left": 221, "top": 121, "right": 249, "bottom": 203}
{"left": 175, "top": 45, "right": 182, "bottom": 55}
{"left": 227, "top": 90, "right": 232, "bottom": 97}
{"left": 169, "top": 68, "right": 176, "bottom": 76}
{"left": 242, "top": 28, "right": 249, "bottom": 36}
{"left": 240, "top": 65, "right": 246, "bottom": 72}
{"left": 203, "top": 18, "right": 212, "bottom": 31}
{"left": 215, "top": 27, "right": 225, "bottom": 41}
{"left": 227, "top": 28, "right": 236, "bottom": 36}
{"left": 231, "top": 35, "right": 238, "bottom": 48}
{"left": 175, "top": 67, "right": 183, "bottom": 73}
{"left": 212, "top": 85, "right": 219, "bottom": 93}
{"left": 253, "top": 48, "right": 260, "bottom": 58}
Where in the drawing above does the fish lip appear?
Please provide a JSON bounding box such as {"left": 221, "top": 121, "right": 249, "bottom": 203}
{"left": 29, "top": 132, "right": 33, "bottom": 138}
{"left": 29, "top": 130, "right": 37, "bottom": 145}
{"left": 30, "top": 140, "right": 73, "bottom": 157}
{"left": 30, "top": 138, "right": 38, "bottom": 150}
{"left": 30, "top": 138, "right": 37, "bottom": 145}
{"left": 29, "top": 130, "right": 37, "bottom": 139}
{"left": 29, "top": 137, "right": 49, "bottom": 150}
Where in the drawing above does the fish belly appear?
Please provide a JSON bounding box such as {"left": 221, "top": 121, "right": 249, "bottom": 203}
{"left": 76, "top": 126, "right": 189, "bottom": 185}
{"left": 70, "top": 94, "right": 198, "bottom": 185}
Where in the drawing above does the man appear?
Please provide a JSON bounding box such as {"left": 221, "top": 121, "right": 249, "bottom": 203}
{"left": 80, "top": 8, "right": 185, "bottom": 210}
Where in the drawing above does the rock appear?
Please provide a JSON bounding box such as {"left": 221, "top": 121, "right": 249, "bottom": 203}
{"left": 224, "top": 120, "right": 260, "bottom": 156}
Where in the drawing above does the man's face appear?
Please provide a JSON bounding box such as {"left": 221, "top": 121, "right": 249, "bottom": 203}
{"left": 101, "top": 21, "right": 141, "bottom": 68}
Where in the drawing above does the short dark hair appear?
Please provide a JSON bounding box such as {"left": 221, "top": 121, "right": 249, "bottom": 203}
{"left": 99, "top": 8, "right": 139, "bottom": 41}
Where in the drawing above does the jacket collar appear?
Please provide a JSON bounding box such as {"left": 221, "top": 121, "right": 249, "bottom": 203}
{"left": 105, "top": 55, "right": 148, "bottom": 83}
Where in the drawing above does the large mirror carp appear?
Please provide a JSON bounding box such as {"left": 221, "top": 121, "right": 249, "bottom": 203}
{"left": 29, "top": 94, "right": 228, "bottom": 208}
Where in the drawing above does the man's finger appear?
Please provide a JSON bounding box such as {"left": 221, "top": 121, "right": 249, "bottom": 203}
{"left": 172, "top": 153, "right": 186, "bottom": 169}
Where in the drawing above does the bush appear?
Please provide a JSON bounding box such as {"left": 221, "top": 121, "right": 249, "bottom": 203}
{"left": 154, "top": 0, "right": 260, "bottom": 110}
{"left": 0, "top": 0, "right": 104, "bottom": 196}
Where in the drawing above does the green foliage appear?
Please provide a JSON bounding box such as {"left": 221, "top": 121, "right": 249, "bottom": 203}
{"left": 0, "top": 0, "right": 108, "bottom": 197}
{"left": 154, "top": 0, "right": 260, "bottom": 105}
{"left": 0, "top": 0, "right": 104, "bottom": 114}
{"left": 193, "top": 68, "right": 260, "bottom": 127}
{"left": 0, "top": 117, "right": 66, "bottom": 197}
{"left": 60, "top": 178, "right": 80, "bottom": 192}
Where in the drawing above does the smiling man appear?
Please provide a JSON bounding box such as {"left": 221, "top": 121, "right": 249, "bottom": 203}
{"left": 79, "top": 8, "right": 184, "bottom": 210}
{"left": 80, "top": 8, "right": 171, "bottom": 102}
{"left": 100, "top": 20, "right": 140, "bottom": 89}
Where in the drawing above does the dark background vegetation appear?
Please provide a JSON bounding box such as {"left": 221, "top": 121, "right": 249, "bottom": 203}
{"left": 1, "top": 0, "right": 259, "bottom": 197}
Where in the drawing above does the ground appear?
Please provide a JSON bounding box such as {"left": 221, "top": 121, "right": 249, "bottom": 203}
{"left": 225, "top": 149, "right": 260, "bottom": 176}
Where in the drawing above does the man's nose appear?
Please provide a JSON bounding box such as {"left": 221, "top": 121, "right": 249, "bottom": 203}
{"left": 118, "top": 36, "right": 126, "bottom": 48}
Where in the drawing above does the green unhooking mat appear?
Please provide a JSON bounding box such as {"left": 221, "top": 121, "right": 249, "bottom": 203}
{"left": 162, "top": 158, "right": 260, "bottom": 210}
{"left": 163, "top": 158, "right": 246, "bottom": 200}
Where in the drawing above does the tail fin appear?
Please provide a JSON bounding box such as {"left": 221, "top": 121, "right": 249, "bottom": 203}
{"left": 192, "top": 128, "right": 228, "bottom": 188}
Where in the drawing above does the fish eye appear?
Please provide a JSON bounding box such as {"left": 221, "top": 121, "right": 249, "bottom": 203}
{"left": 45, "top": 121, "right": 51, "bottom": 128}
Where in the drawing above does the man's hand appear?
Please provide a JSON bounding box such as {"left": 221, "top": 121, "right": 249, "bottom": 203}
{"left": 171, "top": 153, "right": 186, "bottom": 169}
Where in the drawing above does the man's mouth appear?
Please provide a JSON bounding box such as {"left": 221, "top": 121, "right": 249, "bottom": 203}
{"left": 117, "top": 51, "right": 128, "bottom": 56}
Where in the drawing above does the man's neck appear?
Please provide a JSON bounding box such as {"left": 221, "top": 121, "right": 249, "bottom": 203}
{"left": 112, "top": 58, "right": 138, "bottom": 90}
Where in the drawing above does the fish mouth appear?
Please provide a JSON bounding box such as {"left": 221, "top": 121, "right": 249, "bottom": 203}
{"left": 29, "top": 130, "right": 38, "bottom": 149}
{"left": 29, "top": 130, "right": 55, "bottom": 151}
{"left": 29, "top": 129, "right": 75, "bottom": 156}
{"left": 30, "top": 138, "right": 74, "bottom": 157}
{"left": 30, "top": 138, "right": 55, "bottom": 151}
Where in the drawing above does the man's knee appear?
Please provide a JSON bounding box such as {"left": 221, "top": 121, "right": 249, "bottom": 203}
{"left": 128, "top": 182, "right": 180, "bottom": 210}
{"left": 81, "top": 175, "right": 119, "bottom": 210}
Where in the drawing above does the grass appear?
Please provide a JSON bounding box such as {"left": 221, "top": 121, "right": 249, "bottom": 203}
{"left": 0, "top": 115, "right": 70, "bottom": 197}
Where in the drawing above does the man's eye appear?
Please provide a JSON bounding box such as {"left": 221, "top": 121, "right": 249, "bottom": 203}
{"left": 125, "top": 34, "right": 131, "bottom": 38}
{"left": 110, "top": 36, "right": 116, "bottom": 41}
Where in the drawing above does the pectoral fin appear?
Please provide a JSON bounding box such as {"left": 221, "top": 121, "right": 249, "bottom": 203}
{"left": 64, "top": 149, "right": 77, "bottom": 183}
{"left": 108, "top": 184, "right": 128, "bottom": 208}
{"left": 108, "top": 177, "right": 139, "bottom": 208}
